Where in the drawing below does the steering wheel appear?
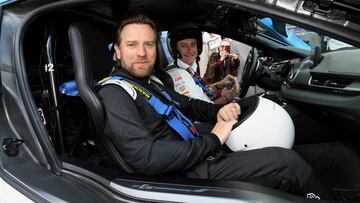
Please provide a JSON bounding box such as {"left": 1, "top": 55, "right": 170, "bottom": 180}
{"left": 239, "top": 47, "right": 259, "bottom": 98}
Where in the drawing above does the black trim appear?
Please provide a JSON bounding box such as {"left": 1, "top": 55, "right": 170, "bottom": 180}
{"left": 14, "top": 0, "right": 100, "bottom": 176}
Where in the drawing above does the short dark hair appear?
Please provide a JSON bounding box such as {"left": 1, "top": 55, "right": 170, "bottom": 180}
{"left": 113, "top": 13, "right": 158, "bottom": 46}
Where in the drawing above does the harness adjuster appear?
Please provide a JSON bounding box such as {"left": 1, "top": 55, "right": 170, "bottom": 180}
{"left": 164, "top": 105, "right": 174, "bottom": 118}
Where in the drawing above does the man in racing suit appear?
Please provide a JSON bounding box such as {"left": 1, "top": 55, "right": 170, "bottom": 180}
{"left": 166, "top": 24, "right": 239, "bottom": 104}
{"left": 98, "top": 13, "right": 332, "bottom": 200}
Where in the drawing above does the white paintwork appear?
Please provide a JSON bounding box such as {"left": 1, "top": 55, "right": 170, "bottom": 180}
{"left": 0, "top": 177, "right": 33, "bottom": 203}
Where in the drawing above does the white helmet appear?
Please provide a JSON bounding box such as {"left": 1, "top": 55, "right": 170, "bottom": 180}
{"left": 226, "top": 96, "right": 295, "bottom": 151}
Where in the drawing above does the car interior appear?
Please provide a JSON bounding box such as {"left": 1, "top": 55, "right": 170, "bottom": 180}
{"left": 20, "top": 0, "right": 360, "bottom": 201}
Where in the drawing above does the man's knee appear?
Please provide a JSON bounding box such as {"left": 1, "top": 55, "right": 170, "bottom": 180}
{"left": 272, "top": 147, "right": 312, "bottom": 186}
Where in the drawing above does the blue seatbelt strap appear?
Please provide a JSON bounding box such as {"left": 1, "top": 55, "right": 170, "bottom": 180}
{"left": 99, "top": 76, "right": 199, "bottom": 141}
{"left": 185, "top": 67, "right": 216, "bottom": 100}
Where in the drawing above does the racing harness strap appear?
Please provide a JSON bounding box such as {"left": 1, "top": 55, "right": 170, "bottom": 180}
{"left": 185, "top": 67, "right": 216, "bottom": 100}
{"left": 98, "top": 76, "right": 199, "bottom": 141}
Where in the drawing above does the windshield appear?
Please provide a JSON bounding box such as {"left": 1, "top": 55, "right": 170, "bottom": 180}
{"left": 258, "top": 18, "right": 357, "bottom": 53}
{"left": 287, "top": 24, "right": 355, "bottom": 53}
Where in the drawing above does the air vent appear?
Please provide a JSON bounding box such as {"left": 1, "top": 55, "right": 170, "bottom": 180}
{"left": 309, "top": 76, "right": 353, "bottom": 89}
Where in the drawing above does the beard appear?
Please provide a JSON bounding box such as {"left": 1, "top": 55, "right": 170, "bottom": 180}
{"left": 128, "top": 67, "right": 152, "bottom": 78}
{"left": 121, "top": 60, "right": 154, "bottom": 78}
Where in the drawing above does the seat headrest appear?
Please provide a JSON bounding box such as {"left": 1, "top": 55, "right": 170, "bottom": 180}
{"left": 68, "top": 22, "right": 114, "bottom": 86}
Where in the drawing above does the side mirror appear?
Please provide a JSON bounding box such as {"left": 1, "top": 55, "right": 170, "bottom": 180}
{"left": 310, "top": 46, "right": 322, "bottom": 68}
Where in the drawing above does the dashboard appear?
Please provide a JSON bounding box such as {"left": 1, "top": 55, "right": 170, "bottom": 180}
{"left": 278, "top": 48, "right": 360, "bottom": 135}
{"left": 286, "top": 49, "right": 360, "bottom": 96}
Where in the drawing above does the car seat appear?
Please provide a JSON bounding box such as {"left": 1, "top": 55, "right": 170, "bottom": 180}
{"left": 68, "top": 22, "right": 134, "bottom": 172}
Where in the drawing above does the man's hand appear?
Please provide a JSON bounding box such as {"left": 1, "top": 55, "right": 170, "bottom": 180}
{"left": 225, "top": 74, "right": 240, "bottom": 94}
{"left": 217, "top": 102, "right": 241, "bottom": 122}
{"left": 221, "top": 88, "right": 234, "bottom": 103}
{"left": 217, "top": 74, "right": 240, "bottom": 94}
{"left": 229, "top": 53, "right": 239, "bottom": 60}
{"left": 211, "top": 119, "right": 237, "bottom": 145}
{"left": 220, "top": 53, "right": 229, "bottom": 62}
